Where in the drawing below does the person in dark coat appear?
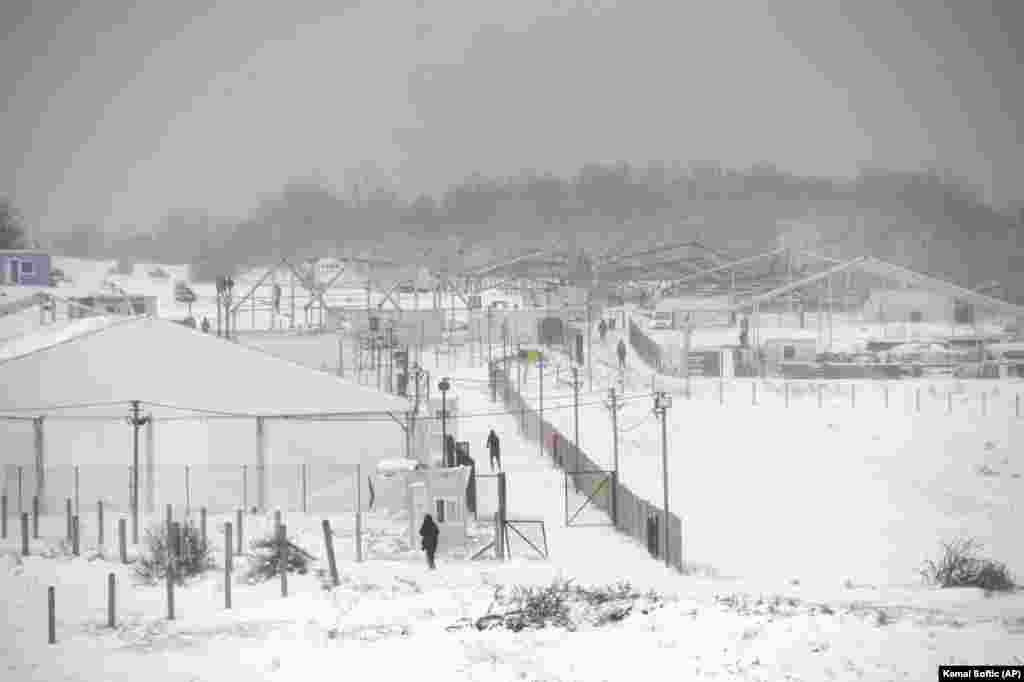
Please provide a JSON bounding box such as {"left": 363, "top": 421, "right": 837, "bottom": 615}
{"left": 598, "top": 319, "right": 607, "bottom": 342}
{"left": 419, "top": 514, "right": 439, "bottom": 569}
{"left": 486, "top": 429, "right": 501, "bottom": 471}
{"left": 201, "top": 316, "right": 211, "bottom": 333}
{"left": 616, "top": 339, "right": 627, "bottom": 369}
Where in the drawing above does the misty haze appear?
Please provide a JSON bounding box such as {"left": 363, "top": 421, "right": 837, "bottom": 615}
{"left": 1, "top": 2, "right": 1023, "bottom": 680}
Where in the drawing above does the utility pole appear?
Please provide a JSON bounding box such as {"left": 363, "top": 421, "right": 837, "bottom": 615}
{"left": 571, "top": 366, "right": 581, "bottom": 453}
{"left": 607, "top": 387, "right": 621, "bottom": 526}
{"left": 586, "top": 298, "right": 593, "bottom": 392}
{"left": 538, "top": 357, "right": 545, "bottom": 460}
{"left": 127, "top": 401, "right": 151, "bottom": 546}
{"left": 653, "top": 391, "right": 672, "bottom": 568}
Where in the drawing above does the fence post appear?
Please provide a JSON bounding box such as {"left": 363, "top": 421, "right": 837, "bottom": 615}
{"left": 784, "top": 382, "right": 789, "bottom": 408}
{"left": 851, "top": 384, "right": 856, "bottom": 409}
{"left": 916, "top": 387, "right": 921, "bottom": 413}
{"left": 279, "top": 523, "right": 288, "bottom": 598}
{"left": 884, "top": 384, "right": 889, "bottom": 409}
{"left": 981, "top": 391, "right": 987, "bottom": 417}
{"left": 322, "top": 520, "right": 339, "bottom": 587}
{"left": 184, "top": 465, "right": 191, "bottom": 517}
{"left": 107, "top": 572, "right": 116, "bottom": 628}
{"left": 1, "top": 494, "right": 6, "bottom": 539}
{"left": 165, "top": 503, "right": 173, "bottom": 538}
{"left": 65, "top": 498, "right": 72, "bottom": 543}
{"left": 752, "top": 381, "right": 757, "bottom": 406}
{"left": 200, "top": 507, "right": 207, "bottom": 548}
{"left": 224, "top": 522, "right": 233, "bottom": 609}
{"left": 33, "top": 496, "right": 39, "bottom": 539}
{"left": 301, "top": 464, "right": 307, "bottom": 514}
{"left": 236, "top": 508, "right": 243, "bottom": 555}
{"left": 97, "top": 500, "right": 103, "bottom": 547}
{"left": 166, "top": 553, "right": 175, "bottom": 620}
{"left": 118, "top": 519, "right": 127, "bottom": 564}
{"left": 21, "top": 512, "right": 29, "bottom": 556}
{"left": 274, "top": 509, "right": 282, "bottom": 538}
{"left": 947, "top": 391, "right": 952, "bottom": 415}
{"left": 72, "top": 516, "right": 80, "bottom": 556}
{"left": 48, "top": 586, "right": 56, "bottom": 645}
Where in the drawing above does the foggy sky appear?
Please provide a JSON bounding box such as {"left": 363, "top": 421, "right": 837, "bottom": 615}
{"left": 1, "top": 0, "right": 1020, "bottom": 236}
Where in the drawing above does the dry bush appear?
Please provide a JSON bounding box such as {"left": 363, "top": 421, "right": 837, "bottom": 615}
{"left": 921, "top": 538, "right": 1015, "bottom": 593}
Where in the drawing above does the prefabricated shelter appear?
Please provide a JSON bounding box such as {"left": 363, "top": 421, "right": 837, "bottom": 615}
{"left": 0, "top": 316, "right": 413, "bottom": 517}
{"left": 405, "top": 465, "right": 472, "bottom": 553}
{"left": 0, "top": 250, "right": 51, "bottom": 286}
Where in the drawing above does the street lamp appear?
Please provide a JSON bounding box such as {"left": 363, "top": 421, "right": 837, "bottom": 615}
{"left": 438, "top": 377, "right": 451, "bottom": 467}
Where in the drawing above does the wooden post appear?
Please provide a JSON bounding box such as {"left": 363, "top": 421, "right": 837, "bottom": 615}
{"left": 355, "top": 510, "right": 363, "bottom": 563}
{"left": 236, "top": 508, "right": 243, "bottom": 555}
{"left": 107, "top": 573, "right": 116, "bottom": 628}
{"left": 72, "top": 516, "right": 80, "bottom": 556}
{"left": 224, "top": 522, "right": 233, "bottom": 609}
{"left": 166, "top": 555, "right": 175, "bottom": 620}
{"left": 497, "top": 472, "right": 507, "bottom": 561}
{"left": 97, "top": 500, "right": 103, "bottom": 547}
{"left": 279, "top": 523, "right": 288, "bottom": 598}
{"left": 118, "top": 519, "right": 127, "bottom": 564}
{"left": 21, "top": 512, "right": 29, "bottom": 556}
{"left": 1, "top": 494, "right": 6, "bottom": 539}
{"left": 33, "top": 496, "right": 39, "bottom": 539}
{"left": 274, "top": 508, "right": 282, "bottom": 538}
{"left": 165, "top": 503, "right": 173, "bottom": 538}
{"left": 200, "top": 507, "right": 207, "bottom": 548}
{"left": 184, "top": 465, "right": 191, "bottom": 517}
{"left": 301, "top": 464, "right": 307, "bottom": 514}
{"left": 65, "top": 498, "right": 72, "bottom": 542}
{"left": 48, "top": 586, "right": 56, "bottom": 645}
{"left": 322, "top": 520, "right": 339, "bottom": 587}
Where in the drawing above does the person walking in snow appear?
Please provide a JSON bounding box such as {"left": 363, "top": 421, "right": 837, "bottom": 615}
{"left": 444, "top": 434, "right": 457, "bottom": 468}
{"left": 486, "top": 429, "right": 501, "bottom": 472}
{"left": 598, "top": 318, "right": 607, "bottom": 342}
{"left": 201, "top": 316, "right": 211, "bottom": 333}
{"left": 419, "top": 513, "right": 440, "bottom": 569}
{"left": 617, "top": 339, "right": 627, "bottom": 370}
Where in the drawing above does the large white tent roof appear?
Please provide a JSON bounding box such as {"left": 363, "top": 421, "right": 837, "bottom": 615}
{"left": 0, "top": 316, "right": 411, "bottom": 419}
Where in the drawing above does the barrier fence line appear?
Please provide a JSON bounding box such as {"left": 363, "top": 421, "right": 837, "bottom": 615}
{"left": 494, "top": 355, "right": 683, "bottom": 572}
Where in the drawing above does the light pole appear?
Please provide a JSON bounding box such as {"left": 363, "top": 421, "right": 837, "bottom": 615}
{"left": 653, "top": 391, "right": 672, "bottom": 568}
{"left": 438, "top": 377, "right": 451, "bottom": 467}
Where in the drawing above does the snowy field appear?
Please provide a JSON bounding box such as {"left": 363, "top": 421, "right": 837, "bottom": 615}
{"left": 511, "top": 327, "right": 1024, "bottom": 592}
{"left": 3, "top": 353, "right": 1024, "bottom": 681}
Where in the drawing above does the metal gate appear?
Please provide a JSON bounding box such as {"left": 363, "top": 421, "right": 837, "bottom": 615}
{"left": 563, "top": 469, "right": 614, "bottom": 527}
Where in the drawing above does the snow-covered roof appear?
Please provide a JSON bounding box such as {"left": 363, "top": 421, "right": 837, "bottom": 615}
{"left": 0, "top": 316, "right": 411, "bottom": 418}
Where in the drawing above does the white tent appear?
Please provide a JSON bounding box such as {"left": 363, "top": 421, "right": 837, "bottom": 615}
{"left": 0, "top": 316, "right": 413, "bottom": 516}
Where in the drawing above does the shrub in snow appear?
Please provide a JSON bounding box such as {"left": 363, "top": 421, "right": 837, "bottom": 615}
{"left": 244, "top": 532, "right": 315, "bottom": 583}
{"left": 135, "top": 521, "right": 214, "bottom": 586}
{"left": 470, "top": 579, "right": 663, "bottom": 632}
{"left": 920, "top": 538, "right": 1016, "bottom": 593}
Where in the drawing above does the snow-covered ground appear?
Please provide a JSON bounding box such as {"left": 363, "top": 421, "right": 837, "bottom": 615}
{"left": 509, "top": 326, "right": 1024, "bottom": 592}
{"left": 2, "top": 350, "right": 1023, "bottom": 680}
{"left": 2, "top": 270, "right": 1023, "bottom": 679}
